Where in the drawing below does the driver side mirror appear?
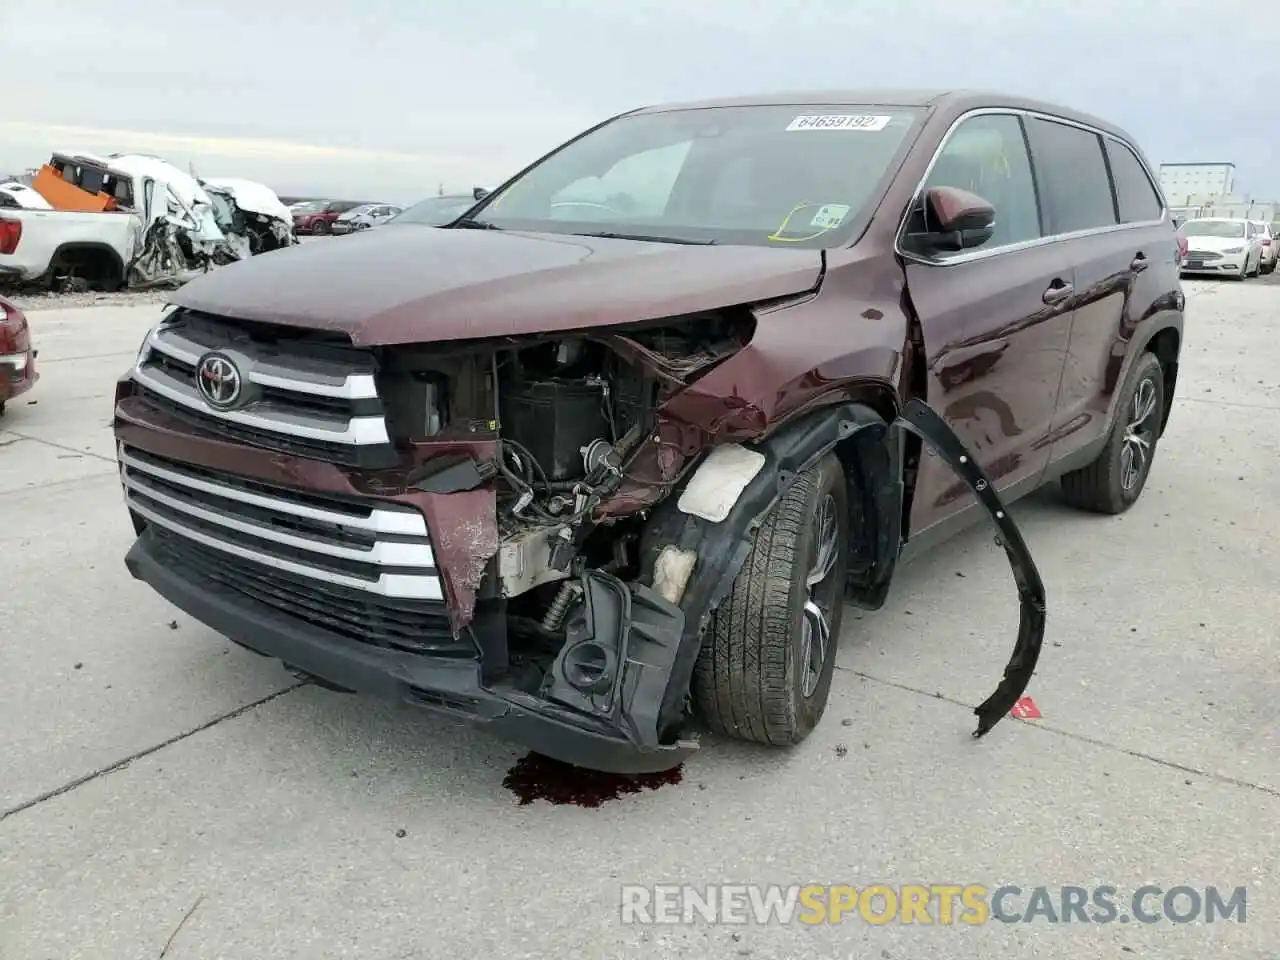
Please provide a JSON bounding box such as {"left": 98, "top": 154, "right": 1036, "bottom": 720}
{"left": 473, "top": 187, "right": 489, "bottom": 201}
{"left": 913, "top": 186, "right": 996, "bottom": 253}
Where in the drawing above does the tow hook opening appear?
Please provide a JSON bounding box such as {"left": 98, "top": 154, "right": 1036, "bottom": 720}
{"left": 895, "top": 398, "right": 1047, "bottom": 738}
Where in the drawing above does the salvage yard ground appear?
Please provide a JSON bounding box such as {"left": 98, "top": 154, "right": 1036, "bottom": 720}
{"left": 1, "top": 279, "right": 1277, "bottom": 959}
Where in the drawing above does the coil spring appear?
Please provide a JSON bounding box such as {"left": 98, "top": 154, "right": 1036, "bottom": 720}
{"left": 540, "top": 581, "right": 578, "bottom": 632}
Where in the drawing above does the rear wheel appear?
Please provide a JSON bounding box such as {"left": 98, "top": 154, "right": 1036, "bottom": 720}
{"left": 1060, "top": 351, "right": 1164, "bottom": 514}
{"left": 312, "top": 219, "right": 330, "bottom": 235}
{"left": 693, "top": 454, "right": 849, "bottom": 746}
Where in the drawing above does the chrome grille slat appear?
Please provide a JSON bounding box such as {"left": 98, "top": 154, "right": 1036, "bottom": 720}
{"left": 118, "top": 449, "right": 423, "bottom": 535}
{"left": 130, "top": 361, "right": 390, "bottom": 445}
{"left": 145, "top": 324, "right": 379, "bottom": 400}
{"left": 120, "top": 447, "right": 442, "bottom": 601}
{"left": 130, "top": 311, "right": 393, "bottom": 455}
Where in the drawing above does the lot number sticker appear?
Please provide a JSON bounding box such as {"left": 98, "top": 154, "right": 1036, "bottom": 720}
{"left": 786, "top": 114, "right": 892, "bottom": 132}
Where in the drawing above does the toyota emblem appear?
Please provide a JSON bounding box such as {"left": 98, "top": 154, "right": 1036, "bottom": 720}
{"left": 195, "top": 352, "right": 243, "bottom": 410}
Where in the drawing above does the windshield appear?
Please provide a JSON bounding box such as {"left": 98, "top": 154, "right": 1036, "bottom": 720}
{"left": 1182, "top": 219, "right": 1245, "bottom": 238}
{"left": 292, "top": 201, "right": 325, "bottom": 214}
{"left": 466, "top": 104, "right": 923, "bottom": 248}
{"left": 390, "top": 196, "right": 476, "bottom": 226}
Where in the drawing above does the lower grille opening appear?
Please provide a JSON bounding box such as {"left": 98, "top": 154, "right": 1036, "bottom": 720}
{"left": 148, "top": 527, "right": 474, "bottom": 657}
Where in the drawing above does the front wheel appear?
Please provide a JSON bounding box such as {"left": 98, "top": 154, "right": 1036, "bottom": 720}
{"left": 1060, "top": 351, "right": 1165, "bottom": 514}
{"left": 694, "top": 453, "right": 849, "bottom": 746}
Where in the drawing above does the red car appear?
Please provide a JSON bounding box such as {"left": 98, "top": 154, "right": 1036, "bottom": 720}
{"left": 1175, "top": 224, "right": 1188, "bottom": 268}
{"left": 291, "top": 200, "right": 362, "bottom": 235}
{"left": 0, "top": 295, "right": 37, "bottom": 414}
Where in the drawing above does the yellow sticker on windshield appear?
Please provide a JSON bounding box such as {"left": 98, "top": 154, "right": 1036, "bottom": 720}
{"left": 809, "top": 204, "right": 850, "bottom": 230}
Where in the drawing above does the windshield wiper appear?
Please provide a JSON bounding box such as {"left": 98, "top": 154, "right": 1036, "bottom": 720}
{"left": 571, "top": 231, "right": 717, "bottom": 245}
{"left": 453, "top": 218, "right": 504, "bottom": 230}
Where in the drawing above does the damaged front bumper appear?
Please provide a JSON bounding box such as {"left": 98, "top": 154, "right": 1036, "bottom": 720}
{"left": 124, "top": 531, "right": 698, "bottom": 773}
{"left": 122, "top": 394, "right": 1044, "bottom": 774}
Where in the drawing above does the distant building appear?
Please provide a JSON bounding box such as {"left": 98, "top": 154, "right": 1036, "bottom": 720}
{"left": 1159, "top": 162, "right": 1235, "bottom": 203}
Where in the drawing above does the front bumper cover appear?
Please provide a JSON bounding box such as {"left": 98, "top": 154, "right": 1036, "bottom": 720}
{"left": 125, "top": 532, "right": 696, "bottom": 773}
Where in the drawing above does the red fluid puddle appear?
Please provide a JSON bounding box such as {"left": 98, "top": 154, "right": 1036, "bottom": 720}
{"left": 502, "top": 752, "right": 683, "bottom": 807}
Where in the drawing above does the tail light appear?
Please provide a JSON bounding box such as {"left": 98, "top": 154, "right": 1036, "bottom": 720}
{"left": 1263, "top": 238, "right": 1272, "bottom": 247}
{"left": 0, "top": 218, "right": 21, "bottom": 255}
{"left": 0, "top": 299, "right": 31, "bottom": 357}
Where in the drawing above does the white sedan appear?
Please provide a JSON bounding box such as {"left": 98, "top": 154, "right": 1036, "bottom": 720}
{"left": 1179, "top": 218, "right": 1263, "bottom": 279}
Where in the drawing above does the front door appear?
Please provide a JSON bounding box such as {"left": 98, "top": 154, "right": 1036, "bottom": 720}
{"left": 900, "top": 111, "right": 1075, "bottom": 541}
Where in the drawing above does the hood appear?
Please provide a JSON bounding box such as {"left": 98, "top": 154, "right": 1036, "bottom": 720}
{"left": 201, "top": 178, "right": 293, "bottom": 223}
{"left": 1184, "top": 233, "right": 1249, "bottom": 251}
{"left": 170, "top": 227, "right": 824, "bottom": 345}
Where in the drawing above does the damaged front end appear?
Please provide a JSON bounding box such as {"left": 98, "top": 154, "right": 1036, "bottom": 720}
{"left": 118, "top": 299, "right": 1044, "bottom": 774}
{"left": 362, "top": 317, "right": 1045, "bottom": 771}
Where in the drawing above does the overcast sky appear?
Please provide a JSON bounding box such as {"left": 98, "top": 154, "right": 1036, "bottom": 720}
{"left": 2, "top": 0, "right": 1278, "bottom": 204}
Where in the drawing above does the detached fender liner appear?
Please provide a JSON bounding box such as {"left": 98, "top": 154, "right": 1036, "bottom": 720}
{"left": 896, "top": 398, "right": 1047, "bottom": 737}
{"left": 637, "top": 401, "right": 893, "bottom": 742}
{"left": 124, "top": 532, "right": 697, "bottom": 774}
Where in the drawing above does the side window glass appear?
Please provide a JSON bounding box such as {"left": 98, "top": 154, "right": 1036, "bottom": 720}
{"left": 1025, "top": 118, "right": 1117, "bottom": 234}
{"left": 921, "top": 113, "right": 1041, "bottom": 252}
{"left": 1105, "top": 140, "right": 1164, "bottom": 223}
{"left": 553, "top": 141, "right": 692, "bottom": 219}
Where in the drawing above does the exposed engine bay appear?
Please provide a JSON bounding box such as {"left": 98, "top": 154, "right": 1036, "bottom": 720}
{"left": 380, "top": 314, "right": 755, "bottom": 706}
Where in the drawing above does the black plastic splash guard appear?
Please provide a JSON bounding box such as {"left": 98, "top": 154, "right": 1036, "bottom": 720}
{"left": 896, "top": 397, "right": 1047, "bottom": 738}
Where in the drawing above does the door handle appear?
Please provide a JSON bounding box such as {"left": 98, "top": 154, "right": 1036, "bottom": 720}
{"left": 1042, "top": 281, "right": 1073, "bottom": 305}
{"left": 1131, "top": 253, "right": 1149, "bottom": 272}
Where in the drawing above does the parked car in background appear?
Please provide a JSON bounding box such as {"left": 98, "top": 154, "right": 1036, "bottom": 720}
{"left": 1174, "top": 223, "right": 1187, "bottom": 268}
{"left": 113, "top": 89, "right": 1183, "bottom": 773}
{"left": 292, "top": 200, "right": 361, "bottom": 235}
{"left": 331, "top": 203, "right": 403, "bottom": 234}
{"left": 384, "top": 193, "right": 480, "bottom": 227}
{"left": 1251, "top": 221, "right": 1276, "bottom": 274}
{"left": 0, "top": 294, "right": 38, "bottom": 414}
{"left": 1179, "top": 217, "right": 1262, "bottom": 279}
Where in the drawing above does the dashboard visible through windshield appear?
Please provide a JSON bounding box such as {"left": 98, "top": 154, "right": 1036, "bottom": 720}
{"left": 466, "top": 104, "right": 923, "bottom": 248}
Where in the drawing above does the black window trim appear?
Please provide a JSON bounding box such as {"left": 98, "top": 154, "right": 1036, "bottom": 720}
{"left": 1101, "top": 135, "right": 1167, "bottom": 226}
{"left": 896, "top": 106, "right": 1168, "bottom": 268}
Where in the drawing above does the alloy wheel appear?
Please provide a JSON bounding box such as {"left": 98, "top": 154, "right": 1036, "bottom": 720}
{"left": 799, "top": 493, "right": 840, "bottom": 698}
{"left": 1120, "top": 378, "right": 1158, "bottom": 491}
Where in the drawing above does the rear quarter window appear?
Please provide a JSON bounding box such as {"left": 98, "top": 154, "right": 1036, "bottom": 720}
{"left": 1024, "top": 117, "right": 1117, "bottom": 234}
{"left": 1104, "top": 139, "right": 1163, "bottom": 223}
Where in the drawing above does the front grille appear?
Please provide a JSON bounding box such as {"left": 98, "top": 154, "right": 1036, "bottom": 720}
{"left": 1186, "top": 250, "right": 1222, "bottom": 261}
{"left": 129, "top": 309, "right": 397, "bottom": 466}
{"left": 121, "top": 446, "right": 472, "bottom": 656}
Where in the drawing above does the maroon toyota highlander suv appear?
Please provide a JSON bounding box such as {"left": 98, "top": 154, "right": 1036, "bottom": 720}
{"left": 113, "top": 90, "right": 1184, "bottom": 772}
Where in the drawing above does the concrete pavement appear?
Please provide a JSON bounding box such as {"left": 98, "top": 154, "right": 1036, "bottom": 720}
{"left": 0, "top": 284, "right": 1276, "bottom": 959}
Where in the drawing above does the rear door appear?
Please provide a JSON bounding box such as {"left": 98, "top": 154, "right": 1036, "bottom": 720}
{"left": 901, "top": 111, "right": 1076, "bottom": 539}
{"left": 1030, "top": 118, "right": 1177, "bottom": 463}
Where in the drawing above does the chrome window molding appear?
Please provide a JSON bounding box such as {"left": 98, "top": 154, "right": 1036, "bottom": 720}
{"left": 894, "top": 106, "right": 1169, "bottom": 268}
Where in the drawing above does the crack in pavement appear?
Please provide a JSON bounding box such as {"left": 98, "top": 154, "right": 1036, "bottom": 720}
{"left": 838, "top": 666, "right": 1280, "bottom": 800}
{"left": 0, "top": 683, "right": 306, "bottom": 823}
{"left": 3, "top": 430, "right": 117, "bottom": 463}
{"left": 0, "top": 469, "right": 120, "bottom": 499}
{"left": 1179, "top": 396, "right": 1280, "bottom": 412}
